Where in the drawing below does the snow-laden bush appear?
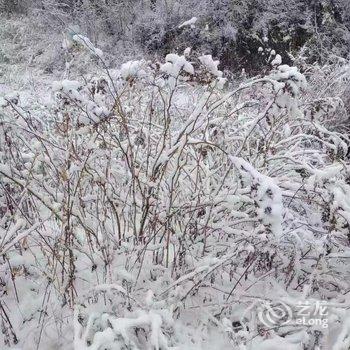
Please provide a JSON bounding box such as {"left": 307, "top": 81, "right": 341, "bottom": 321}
{"left": 1, "top": 49, "right": 350, "bottom": 349}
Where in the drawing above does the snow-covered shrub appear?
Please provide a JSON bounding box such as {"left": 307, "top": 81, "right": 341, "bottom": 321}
{"left": 1, "top": 48, "right": 350, "bottom": 349}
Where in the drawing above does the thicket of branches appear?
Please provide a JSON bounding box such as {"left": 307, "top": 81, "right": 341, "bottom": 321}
{"left": 1, "top": 40, "right": 350, "bottom": 348}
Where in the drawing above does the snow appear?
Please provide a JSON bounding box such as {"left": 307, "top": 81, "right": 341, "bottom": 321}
{"left": 51, "top": 78, "right": 109, "bottom": 125}
{"left": 270, "top": 64, "right": 307, "bottom": 97}
{"left": 0, "top": 91, "right": 19, "bottom": 107}
{"left": 163, "top": 53, "right": 194, "bottom": 75}
{"left": 184, "top": 47, "right": 191, "bottom": 56}
{"left": 160, "top": 53, "right": 194, "bottom": 88}
{"left": 93, "top": 283, "right": 127, "bottom": 295}
{"left": 72, "top": 34, "right": 103, "bottom": 57}
{"left": 230, "top": 156, "right": 284, "bottom": 239}
{"left": 178, "top": 17, "right": 198, "bottom": 29}
{"left": 52, "top": 79, "right": 81, "bottom": 93}
{"left": 251, "top": 336, "right": 302, "bottom": 350}
{"left": 284, "top": 123, "right": 292, "bottom": 137}
{"left": 120, "top": 60, "right": 145, "bottom": 80}
{"left": 198, "top": 54, "right": 223, "bottom": 77}
{"left": 216, "top": 77, "right": 227, "bottom": 89}
{"left": 271, "top": 53, "right": 282, "bottom": 66}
